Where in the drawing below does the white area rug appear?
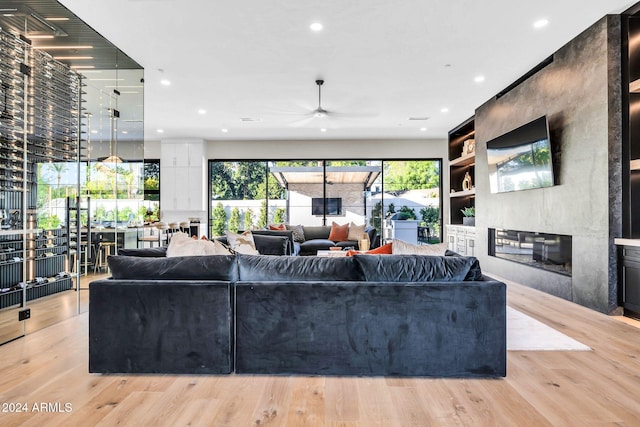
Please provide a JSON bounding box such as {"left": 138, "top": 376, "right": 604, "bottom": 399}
{"left": 507, "top": 307, "right": 591, "bottom": 351}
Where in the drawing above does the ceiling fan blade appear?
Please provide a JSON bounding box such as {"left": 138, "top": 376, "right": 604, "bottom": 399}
{"left": 327, "top": 110, "right": 379, "bottom": 119}
{"left": 287, "top": 116, "right": 318, "bottom": 128}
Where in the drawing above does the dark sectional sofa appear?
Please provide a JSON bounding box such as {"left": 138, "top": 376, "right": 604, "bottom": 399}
{"left": 214, "top": 225, "right": 379, "bottom": 256}
{"left": 89, "top": 252, "right": 506, "bottom": 377}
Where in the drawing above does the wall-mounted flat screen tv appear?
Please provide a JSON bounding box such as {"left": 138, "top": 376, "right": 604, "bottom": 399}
{"left": 311, "top": 197, "right": 342, "bottom": 216}
{"left": 487, "top": 116, "right": 554, "bottom": 194}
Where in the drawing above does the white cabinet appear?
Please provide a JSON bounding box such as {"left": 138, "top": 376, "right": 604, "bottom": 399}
{"left": 160, "top": 140, "right": 206, "bottom": 212}
{"left": 445, "top": 225, "right": 475, "bottom": 256}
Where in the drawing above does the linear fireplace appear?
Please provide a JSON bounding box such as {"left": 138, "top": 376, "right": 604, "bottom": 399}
{"left": 488, "top": 228, "right": 572, "bottom": 276}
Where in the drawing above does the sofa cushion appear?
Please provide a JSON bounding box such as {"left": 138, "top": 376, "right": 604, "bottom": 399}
{"left": 268, "top": 223, "right": 287, "bottom": 231}
{"left": 167, "top": 232, "right": 230, "bottom": 257}
{"left": 117, "top": 246, "right": 167, "bottom": 257}
{"left": 252, "top": 234, "right": 291, "bottom": 256}
{"left": 392, "top": 239, "right": 448, "bottom": 255}
{"left": 353, "top": 254, "right": 482, "bottom": 282}
{"left": 226, "top": 230, "right": 260, "bottom": 255}
{"left": 335, "top": 240, "right": 358, "bottom": 248}
{"left": 302, "top": 225, "right": 331, "bottom": 240}
{"left": 328, "top": 222, "right": 349, "bottom": 242}
{"left": 299, "top": 239, "right": 336, "bottom": 252}
{"left": 347, "top": 222, "right": 366, "bottom": 241}
{"left": 108, "top": 255, "right": 239, "bottom": 281}
{"left": 237, "top": 254, "right": 364, "bottom": 281}
{"left": 346, "top": 242, "right": 392, "bottom": 256}
{"left": 285, "top": 224, "right": 306, "bottom": 242}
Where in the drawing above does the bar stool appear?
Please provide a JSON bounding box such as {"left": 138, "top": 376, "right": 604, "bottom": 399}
{"left": 156, "top": 222, "right": 169, "bottom": 246}
{"left": 138, "top": 224, "right": 162, "bottom": 247}
{"left": 179, "top": 221, "right": 190, "bottom": 234}
{"left": 167, "top": 222, "right": 179, "bottom": 242}
{"left": 94, "top": 241, "right": 116, "bottom": 273}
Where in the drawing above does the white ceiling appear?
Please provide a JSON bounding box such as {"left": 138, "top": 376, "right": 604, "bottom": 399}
{"left": 58, "top": 0, "right": 637, "bottom": 141}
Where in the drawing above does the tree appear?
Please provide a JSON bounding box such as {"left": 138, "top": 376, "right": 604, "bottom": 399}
{"left": 258, "top": 200, "right": 268, "bottom": 228}
{"left": 210, "top": 162, "right": 233, "bottom": 199}
{"left": 211, "top": 202, "right": 228, "bottom": 236}
{"left": 386, "top": 203, "right": 396, "bottom": 218}
{"left": 47, "top": 162, "right": 68, "bottom": 199}
{"left": 371, "top": 201, "right": 383, "bottom": 233}
{"left": 398, "top": 205, "right": 417, "bottom": 220}
{"left": 244, "top": 208, "right": 254, "bottom": 230}
{"left": 228, "top": 207, "right": 241, "bottom": 233}
{"left": 383, "top": 161, "right": 440, "bottom": 192}
{"left": 273, "top": 207, "right": 286, "bottom": 224}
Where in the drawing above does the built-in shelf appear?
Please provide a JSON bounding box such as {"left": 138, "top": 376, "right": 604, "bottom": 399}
{"left": 448, "top": 117, "right": 476, "bottom": 225}
{"left": 449, "top": 153, "right": 476, "bottom": 167}
{"left": 450, "top": 188, "right": 476, "bottom": 198}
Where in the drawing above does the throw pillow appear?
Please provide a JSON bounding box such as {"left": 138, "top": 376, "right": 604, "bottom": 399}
{"left": 328, "top": 222, "right": 349, "bottom": 242}
{"left": 345, "top": 242, "right": 392, "bottom": 257}
{"left": 167, "top": 232, "right": 218, "bottom": 257}
{"left": 226, "top": 230, "right": 260, "bottom": 255}
{"left": 268, "top": 223, "right": 287, "bottom": 231}
{"left": 392, "top": 239, "right": 448, "bottom": 255}
{"left": 347, "top": 222, "right": 366, "bottom": 241}
{"left": 285, "top": 224, "right": 306, "bottom": 242}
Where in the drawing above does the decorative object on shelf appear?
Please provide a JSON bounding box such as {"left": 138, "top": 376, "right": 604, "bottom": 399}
{"left": 462, "top": 138, "right": 476, "bottom": 156}
{"left": 462, "top": 171, "right": 473, "bottom": 191}
{"left": 461, "top": 207, "right": 475, "bottom": 226}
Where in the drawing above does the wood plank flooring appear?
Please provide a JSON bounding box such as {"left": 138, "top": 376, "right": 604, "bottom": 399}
{"left": 0, "top": 274, "right": 640, "bottom": 426}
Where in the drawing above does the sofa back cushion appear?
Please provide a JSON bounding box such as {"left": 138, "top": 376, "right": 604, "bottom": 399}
{"left": 353, "top": 254, "right": 482, "bottom": 282}
{"left": 108, "top": 255, "right": 238, "bottom": 281}
{"left": 237, "top": 254, "right": 364, "bottom": 282}
{"left": 302, "top": 225, "right": 331, "bottom": 240}
{"left": 117, "top": 247, "right": 167, "bottom": 257}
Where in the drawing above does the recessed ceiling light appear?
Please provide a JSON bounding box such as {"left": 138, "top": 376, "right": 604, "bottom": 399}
{"left": 533, "top": 19, "right": 549, "bottom": 29}
{"left": 310, "top": 22, "right": 323, "bottom": 32}
{"left": 157, "top": 129, "right": 164, "bottom": 133}
{"left": 440, "top": 107, "right": 449, "bottom": 113}
{"left": 198, "top": 109, "right": 206, "bottom": 115}
{"left": 71, "top": 65, "right": 95, "bottom": 69}
{"left": 122, "top": 130, "right": 128, "bottom": 134}
{"left": 420, "top": 127, "right": 428, "bottom": 132}
{"left": 221, "top": 128, "right": 229, "bottom": 133}
{"left": 45, "top": 17, "right": 69, "bottom": 21}
{"left": 320, "top": 128, "right": 327, "bottom": 132}
{"left": 28, "top": 35, "right": 55, "bottom": 39}
{"left": 160, "top": 79, "right": 171, "bottom": 86}
{"left": 90, "top": 130, "right": 98, "bottom": 134}
{"left": 474, "top": 75, "right": 485, "bottom": 83}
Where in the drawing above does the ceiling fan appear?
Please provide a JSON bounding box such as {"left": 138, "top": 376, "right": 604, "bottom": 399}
{"left": 312, "top": 79, "right": 329, "bottom": 118}
{"left": 290, "top": 79, "right": 377, "bottom": 122}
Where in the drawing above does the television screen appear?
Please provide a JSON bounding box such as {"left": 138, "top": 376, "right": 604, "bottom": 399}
{"left": 487, "top": 116, "right": 554, "bottom": 194}
{"left": 311, "top": 197, "right": 342, "bottom": 216}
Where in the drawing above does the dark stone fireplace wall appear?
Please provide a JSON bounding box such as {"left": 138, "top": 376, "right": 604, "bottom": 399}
{"left": 474, "top": 15, "right": 623, "bottom": 314}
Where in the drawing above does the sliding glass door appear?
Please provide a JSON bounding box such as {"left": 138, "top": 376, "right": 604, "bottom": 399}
{"left": 209, "top": 158, "right": 442, "bottom": 244}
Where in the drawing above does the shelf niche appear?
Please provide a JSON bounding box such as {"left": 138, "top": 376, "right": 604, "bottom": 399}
{"left": 448, "top": 117, "right": 476, "bottom": 225}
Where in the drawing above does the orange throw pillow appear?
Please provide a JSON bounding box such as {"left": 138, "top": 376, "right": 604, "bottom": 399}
{"left": 328, "top": 222, "right": 349, "bottom": 242}
{"left": 346, "top": 242, "right": 392, "bottom": 256}
{"left": 368, "top": 242, "right": 392, "bottom": 254}
{"left": 269, "top": 223, "right": 287, "bottom": 231}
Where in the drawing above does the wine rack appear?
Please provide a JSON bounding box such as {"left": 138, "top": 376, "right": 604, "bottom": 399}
{"left": 0, "top": 28, "right": 79, "bottom": 309}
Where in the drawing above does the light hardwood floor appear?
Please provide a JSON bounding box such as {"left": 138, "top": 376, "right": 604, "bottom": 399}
{"left": 1, "top": 275, "right": 640, "bottom": 426}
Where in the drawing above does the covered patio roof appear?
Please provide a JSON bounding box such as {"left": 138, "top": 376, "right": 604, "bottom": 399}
{"left": 269, "top": 166, "right": 381, "bottom": 189}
